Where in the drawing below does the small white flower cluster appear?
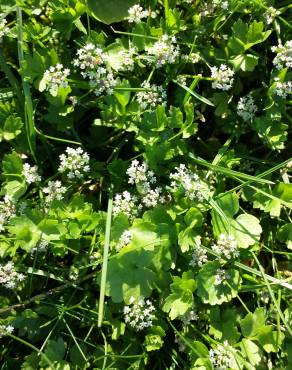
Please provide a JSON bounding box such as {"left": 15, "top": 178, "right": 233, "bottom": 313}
{"left": 43, "top": 180, "right": 67, "bottom": 203}
{"left": 146, "top": 35, "right": 180, "bottom": 68}
{"left": 170, "top": 164, "right": 210, "bottom": 202}
{"left": 0, "top": 324, "right": 14, "bottom": 338}
{"left": 123, "top": 296, "right": 155, "bottom": 331}
{"left": 214, "top": 269, "right": 231, "bottom": 285}
{"left": 0, "top": 196, "right": 16, "bottom": 232}
{"left": 126, "top": 160, "right": 165, "bottom": 208}
{"left": 273, "top": 80, "right": 292, "bottom": 99}
{"left": 30, "top": 237, "right": 49, "bottom": 254}
{"left": 22, "top": 163, "right": 41, "bottom": 184}
{"left": 74, "top": 43, "right": 117, "bottom": 96}
{"left": 237, "top": 95, "right": 257, "bottom": 122}
{"left": 127, "top": 4, "right": 149, "bottom": 23}
{"left": 179, "top": 308, "right": 199, "bottom": 326}
{"left": 271, "top": 41, "right": 292, "bottom": 70}
{"left": 88, "top": 68, "right": 118, "bottom": 96}
{"left": 212, "top": 234, "right": 239, "bottom": 260}
{"left": 189, "top": 246, "right": 208, "bottom": 267}
{"left": 0, "top": 261, "right": 25, "bottom": 289}
{"left": 211, "top": 64, "right": 234, "bottom": 91}
{"left": 73, "top": 43, "right": 104, "bottom": 77}
{"left": 118, "top": 46, "right": 137, "bottom": 71}
{"left": 263, "top": 7, "right": 280, "bottom": 24}
{"left": 113, "top": 191, "right": 141, "bottom": 219}
{"left": 183, "top": 52, "right": 201, "bottom": 64}
{"left": 209, "top": 341, "right": 237, "bottom": 370}
{"left": 175, "top": 334, "right": 186, "bottom": 352}
{"left": 127, "top": 160, "right": 155, "bottom": 186}
{"left": 42, "top": 64, "right": 70, "bottom": 96}
{"left": 116, "top": 230, "right": 133, "bottom": 251}
{"left": 0, "top": 18, "right": 9, "bottom": 42}
{"left": 137, "top": 81, "right": 167, "bottom": 110}
{"left": 58, "top": 147, "right": 90, "bottom": 179}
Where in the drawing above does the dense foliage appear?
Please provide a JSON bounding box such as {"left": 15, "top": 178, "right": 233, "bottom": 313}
{"left": 0, "top": 0, "right": 291, "bottom": 369}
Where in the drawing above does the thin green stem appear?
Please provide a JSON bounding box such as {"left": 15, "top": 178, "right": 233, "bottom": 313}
{"left": 98, "top": 190, "right": 113, "bottom": 327}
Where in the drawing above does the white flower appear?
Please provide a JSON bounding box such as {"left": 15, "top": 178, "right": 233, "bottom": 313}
{"left": 116, "top": 230, "right": 132, "bottom": 251}
{"left": 118, "top": 46, "right": 137, "bottom": 71}
{"left": 127, "top": 160, "right": 156, "bottom": 186}
{"left": 113, "top": 191, "right": 141, "bottom": 219}
{"left": 0, "top": 18, "right": 9, "bottom": 42}
{"left": 170, "top": 164, "right": 211, "bottom": 202}
{"left": 41, "top": 64, "right": 70, "bottom": 96}
{"left": 183, "top": 52, "right": 201, "bottom": 64}
{"left": 123, "top": 296, "right": 155, "bottom": 331}
{"left": 22, "top": 163, "right": 41, "bottom": 184}
{"left": 273, "top": 80, "right": 292, "bottom": 98}
{"left": 30, "top": 237, "right": 49, "bottom": 254}
{"left": 190, "top": 246, "right": 208, "bottom": 267}
{"left": 0, "top": 196, "right": 16, "bottom": 231}
{"left": 73, "top": 43, "right": 104, "bottom": 77}
{"left": 0, "top": 261, "right": 25, "bottom": 289}
{"left": 175, "top": 335, "right": 186, "bottom": 352}
{"left": 146, "top": 35, "right": 180, "bottom": 68}
{"left": 212, "top": 234, "right": 239, "bottom": 260}
{"left": 271, "top": 41, "right": 292, "bottom": 70}
{"left": 43, "top": 180, "right": 67, "bottom": 203}
{"left": 88, "top": 67, "right": 118, "bottom": 96}
{"left": 0, "top": 324, "right": 14, "bottom": 338}
{"left": 237, "top": 95, "right": 257, "bottom": 122}
{"left": 179, "top": 308, "right": 199, "bottom": 326}
{"left": 127, "top": 4, "right": 149, "bottom": 23}
{"left": 209, "top": 341, "right": 237, "bottom": 370}
{"left": 264, "top": 7, "right": 280, "bottom": 24}
{"left": 58, "top": 147, "right": 90, "bottom": 179}
{"left": 137, "top": 81, "right": 167, "bottom": 110}
{"left": 214, "top": 269, "right": 231, "bottom": 285}
{"left": 211, "top": 64, "right": 234, "bottom": 91}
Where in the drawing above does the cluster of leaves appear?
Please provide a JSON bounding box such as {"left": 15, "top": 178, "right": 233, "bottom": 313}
{"left": 0, "top": 0, "right": 291, "bottom": 369}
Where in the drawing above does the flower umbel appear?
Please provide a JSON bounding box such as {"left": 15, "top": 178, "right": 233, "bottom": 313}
{"left": 58, "top": 147, "right": 90, "bottom": 179}
{"left": 271, "top": 41, "right": 292, "bottom": 70}
{"left": 0, "top": 18, "right": 9, "bottom": 42}
{"left": 146, "top": 35, "right": 180, "bottom": 68}
{"left": 0, "top": 261, "right": 25, "bottom": 289}
{"left": 273, "top": 80, "right": 292, "bottom": 98}
{"left": 43, "top": 180, "right": 67, "bottom": 203}
{"left": 170, "top": 164, "right": 211, "bottom": 202}
{"left": 0, "top": 196, "right": 16, "bottom": 232}
{"left": 0, "top": 324, "right": 14, "bottom": 338}
{"left": 211, "top": 64, "right": 234, "bottom": 91}
{"left": 41, "top": 64, "right": 70, "bottom": 96}
{"left": 209, "top": 341, "right": 237, "bottom": 369}
{"left": 113, "top": 191, "right": 141, "bottom": 219}
{"left": 22, "top": 163, "right": 41, "bottom": 184}
{"left": 237, "top": 95, "right": 257, "bottom": 122}
{"left": 127, "top": 4, "right": 149, "bottom": 23}
{"left": 136, "top": 81, "right": 167, "bottom": 110}
{"left": 212, "top": 234, "right": 239, "bottom": 260}
{"left": 123, "top": 296, "right": 155, "bottom": 331}
{"left": 189, "top": 246, "right": 208, "bottom": 267}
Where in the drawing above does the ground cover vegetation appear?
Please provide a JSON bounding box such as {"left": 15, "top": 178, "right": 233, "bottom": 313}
{"left": 0, "top": 0, "right": 291, "bottom": 368}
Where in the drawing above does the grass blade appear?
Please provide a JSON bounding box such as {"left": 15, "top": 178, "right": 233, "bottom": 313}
{"left": 98, "top": 190, "right": 113, "bottom": 327}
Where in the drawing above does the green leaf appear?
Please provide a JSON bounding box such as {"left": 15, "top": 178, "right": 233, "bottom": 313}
{"left": 162, "top": 271, "right": 196, "bottom": 319}
{"left": 277, "top": 223, "right": 292, "bottom": 249}
{"left": 208, "top": 307, "right": 241, "bottom": 344}
{"left": 231, "top": 214, "right": 262, "bottom": 249}
{"left": 240, "top": 307, "right": 266, "bottom": 339}
{"left": 240, "top": 339, "right": 263, "bottom": 368}
{"left": 196, "top": 261, "right": 241, "bottom": 305}
{"left": 2, "top": 151, "right": 26, "bottom": 200}
{"left": 216, "top": 192, "right": 239, "bottom": 218}
{"left": 0, "top": 115, "right": 23, "bottom": 141}
{"left": 144, "top": 334, "right": 164, "bottom": 351}
{"left": 229, "top": 54, "right": 259, "bottom": 72}
{"left": 39, "top": 338, "right": 66, "bottom": 367}
{"left": 252, "top": 115, "right": 288, "bottom": 151}
{"left": 87, "top": 0, "right": 136, "bottom": 25}
{"left": 105, "top": 220, "right": 173, "bottom": 302}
